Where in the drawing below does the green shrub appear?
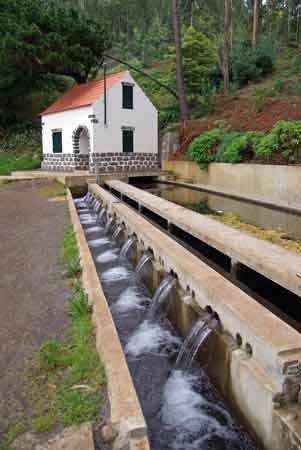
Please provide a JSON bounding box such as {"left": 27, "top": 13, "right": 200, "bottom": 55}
{"left": 251, "top": 87, "right": 274, "bottom": 113}
{"left": 187, "top": 128, "right": 225, "bottom": 165}
{"left": 291, "top": 53, "right": 301, "bottom": 74}
{"left": 273, "top": 79, "right": 286, "bottom": 93}
{"left": 288, "top": 81, "right": 301, "bottom": 96}
{"left": 255, "top": 120, "right": 301, "bottom": 162}
{"left": 230, "top": 39, "right": 276, "bottom": 86}
{"left": 215, "top": 132, "right": 242, "bottom": 162}
{"left": 218, "top": 132, "right": 263, "bottom": 163}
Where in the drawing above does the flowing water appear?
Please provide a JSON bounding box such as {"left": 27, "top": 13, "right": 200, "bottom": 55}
{"left": 76, "top": 195, "right": 260, "bottom": 450}
{"left": 131, "top": 181, "right": 301, "bottom": 241}
{"left": 120, "top": 235, "right": 136, "bottom": 259}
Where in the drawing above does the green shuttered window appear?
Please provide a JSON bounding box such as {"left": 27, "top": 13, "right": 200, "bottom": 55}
{"left": 122, "top": 129, "right": 134, "bottom": 153}
{"left": 122, "top": 84, "right": 133, "bottom": 109}
{"left": 52, "top": 131, "right": 62, "bottom": 153}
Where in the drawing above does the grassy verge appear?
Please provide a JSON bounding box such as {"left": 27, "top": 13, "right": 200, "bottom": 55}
{"left": 37, "top": 179, "right": 66, "bottom": 199}
{"left": 0, "top": 151, "right": 42, "bottom": 176}
{"left": 0, "top": 226, "right": 106, "bottom": 450}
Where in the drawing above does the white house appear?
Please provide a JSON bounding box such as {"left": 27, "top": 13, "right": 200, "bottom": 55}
{"left": 40, "top": 70, "right": 159, "bottom": 173}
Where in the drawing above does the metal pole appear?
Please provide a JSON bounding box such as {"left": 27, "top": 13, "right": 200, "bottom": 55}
{"left": 104, "top": 62, "right": 107, "bottom": 126}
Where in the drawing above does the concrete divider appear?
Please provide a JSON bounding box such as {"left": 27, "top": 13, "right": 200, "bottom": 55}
{"left": 66, "top": 189, "right": 149, "bottom": 450}
{"left": 105, "top": 179, "right": 301, "bottom": 298}
{"left": 89, "top": 183, "right": 301, "bottom": 450}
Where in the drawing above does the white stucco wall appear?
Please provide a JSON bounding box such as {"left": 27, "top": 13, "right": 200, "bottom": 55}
{"left": 92, "top": 71, "right": 158, "bottom": 154}
{"left": 41, "top": 105, "right": 93, "bottom": 154}
{"left": 41, "top": 71, "right": 158, "bottom": 156}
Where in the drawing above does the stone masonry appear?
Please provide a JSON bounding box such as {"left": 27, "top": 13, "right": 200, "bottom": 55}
{"left": 42, "top": 152, "right": 159, "bottom": 173}
{"left": 41, "top": 154, "right": 90, "bottom": 172}
{"left": 89, "top": 152, "right": 159, "bottom": 174}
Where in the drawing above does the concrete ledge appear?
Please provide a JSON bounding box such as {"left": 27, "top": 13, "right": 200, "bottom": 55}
{"left": 159, "top": 179, "right": 301, "bottom": 216}
{"left": 66, "top": 189, "right": 149, "bottom": 450}
{"left": 106, "top": 180, "right": 301, "bottom": 297}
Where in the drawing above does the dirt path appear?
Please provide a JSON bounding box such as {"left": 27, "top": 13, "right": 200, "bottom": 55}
{"left": 0, "top": 180, "right": 71, "bottom": 440}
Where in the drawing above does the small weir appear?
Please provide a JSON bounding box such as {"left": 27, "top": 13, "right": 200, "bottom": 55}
{"left": 75, "top": 193, "right": 260, "bottom": 450}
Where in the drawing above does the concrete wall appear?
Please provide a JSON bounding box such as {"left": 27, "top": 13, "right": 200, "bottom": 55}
{"left": 163, "top": 161, "right": 301, "bottom": 206}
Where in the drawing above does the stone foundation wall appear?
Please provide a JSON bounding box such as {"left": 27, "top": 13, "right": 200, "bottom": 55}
{"left": 89, "top": 152, "right": 159, "bottom": 173}
{"left": 41, "top": 154, "right": 89, "bottom": 172}
{"left": 42, "top": 152, "right": 159, "bottom": 173}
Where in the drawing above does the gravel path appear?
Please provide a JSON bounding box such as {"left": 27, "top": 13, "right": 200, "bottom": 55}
{"left": 0, "top": 180, "right": 71, "bottom": 439}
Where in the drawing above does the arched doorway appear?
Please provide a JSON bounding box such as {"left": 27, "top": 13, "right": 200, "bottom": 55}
{"left": 72, "top": 125, "right": 91, "bottom": 154}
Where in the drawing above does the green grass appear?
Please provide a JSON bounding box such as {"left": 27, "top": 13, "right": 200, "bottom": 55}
{"left": 0, "top": 226, "right": 106, "bottom": 450}
{"left": 37, "top": 180, "right": 66, "bottom": 199}
{"left": 0, "top": 423, "right": 26, "bottom": 450}
{"left": 61, "top": 226, "right": 82, "bottom": 278}
{"left": 31, "top": 415, "right": 55, "bottom": 433}
{"left": 0, "top": 152, "right": 42, "bottom": 176}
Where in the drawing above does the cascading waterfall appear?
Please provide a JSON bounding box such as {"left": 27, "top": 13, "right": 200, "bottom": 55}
{"left": 98, "top": 208, "right": 107, "bottom": 224}
{"left": 120, "top": 235, "right": 136, "bottom": 259}
{"left": 135, "top": 251, "right": 153, "bottom": 277}
{"left": 112, "top": 225, "right": 123, "bottom": 241}
{"left": 75, "top": 193, "right": 259, "bottom": 450}
{"left": 148, "top": 275, "right": 177, "bottom": 320}
{"left": 175, "top": 315, "right": 219, "bottom": 370}
{"left": 104, "top": 217, "right": 115, "bottom": 235}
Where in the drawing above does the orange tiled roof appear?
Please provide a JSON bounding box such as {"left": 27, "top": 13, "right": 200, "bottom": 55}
{"left": 41, "top": 70, "right": 128, "bottom": 115}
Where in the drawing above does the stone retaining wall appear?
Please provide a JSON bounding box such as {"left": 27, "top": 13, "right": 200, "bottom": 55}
{"left": 89, "top": 152, "right": 159, "bottom": 173}
{"left": 41, "top": 154, "right": 89, "bottom": 172}
{"left": 42, "top": 152, "right": 159, "bottom": 173}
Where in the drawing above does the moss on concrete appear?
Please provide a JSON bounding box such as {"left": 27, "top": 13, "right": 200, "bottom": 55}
{"left": 210, "top": 212, "right": 301, "bottom": 253}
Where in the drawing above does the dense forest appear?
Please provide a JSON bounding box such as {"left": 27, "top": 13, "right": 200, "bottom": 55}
{"left": 1, "top": 0, "right": 301, "bottom": 171}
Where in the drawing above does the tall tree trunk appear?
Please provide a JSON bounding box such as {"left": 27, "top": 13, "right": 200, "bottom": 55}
{"left": 223, "top": 0, "right": 231, "bottom": 93}
{"left": 188, "top": 0, "right": 194, "bottom": 27}
{"left": 268, "top": 0, "right": 273, "bottom": 41}
{"left": 252, "top": 0, "right": 260, "bottom": 48}
{"left": 288, "top": 0, "right": 292, "bottom": 43}
{"left": 171, "top": 0, "right": 189, "bottom": 123}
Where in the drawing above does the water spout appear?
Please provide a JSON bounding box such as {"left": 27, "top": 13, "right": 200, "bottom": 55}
{"left": 135, "top": 251, "right": 153, "bottom": 278}
{"left": 120, "top": 235, "right": 137, "bottom": 259}
{"left": 175, "top": 315, "right": 218, "bottom": 370}
{"left": 148, "top": 275, "right": 177, "bottom": 320}
{"left": 104, "top": 217, "right": 115, "bottom": 235}
{"left": 112, "top": 225, "right": 123, "bottom": 241}
{"left": 98, "top": 208, "right": 107, "bottom": 224}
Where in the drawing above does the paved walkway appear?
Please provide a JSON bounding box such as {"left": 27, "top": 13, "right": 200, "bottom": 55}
{"left": 0, "top": 180, "right": 71, "bottom": 439}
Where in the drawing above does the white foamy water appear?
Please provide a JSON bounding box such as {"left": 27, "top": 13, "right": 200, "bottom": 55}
{"left": 161, "top": 370, "right": 236, "bottom": 450}
{"left": 85, "top": 226, "right": 102, "bottom": 234}
{"left": 101, "top": 266, "right": 131, "bottom": 283}
{"left": 88, "top": 237, "right": 110, "bottom": 248}
{"left": 125, "top": 321, "right": 181, "bottom": 357}
{"left": 96, "top": 250, "right": 119, "bottom": 264}
{"left": 113, "top": 287, "right": 149, "bottom": 313}
{"left": 80, "top": 216, "right": 97, "bottom": 225}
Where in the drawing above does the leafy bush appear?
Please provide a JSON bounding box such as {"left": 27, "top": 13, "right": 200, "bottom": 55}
{"left": 291, "top": 53, "right": 301, "bottom": 74}
{"left": 230, "top": 39, "right": 276, "bottom": 86}
{"left": 251, "top": 86, "right": 274, "bottom": 113}
{"left": 218, "top": 132, "right": 263, "bottom": 163}
{"left": 288, "top": 81, "right": 301, "bottom": 96}
{"left": 273, "top": 79, "right": 286, "bottom": 93}
{"left": 187, "top": 128, "right": 225, "bottom": 165}
{"left": 215, "top": 132, "right": 242, "bottom": 162}
{"left": 255, "top": 120, "right": 301, "bottom": 162}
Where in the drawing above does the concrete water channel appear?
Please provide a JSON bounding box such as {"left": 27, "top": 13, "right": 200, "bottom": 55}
{"left": 69, "top": 180, "right": 301, "bottom": 450}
